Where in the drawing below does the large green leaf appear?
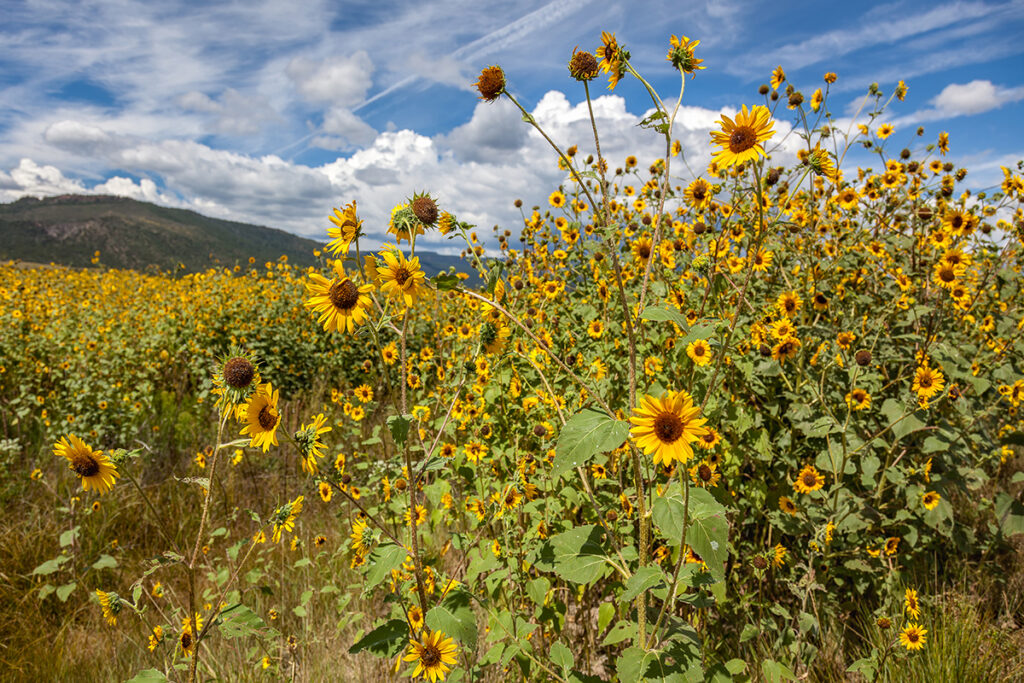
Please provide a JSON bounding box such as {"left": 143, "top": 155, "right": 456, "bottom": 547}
{"left": 426, "top": 589, "right": 478, "bottom": 646}
{"left": 218, "top": 603, "right": 268, "bottom": 639}
{"left": 652, "top": 488, "right": 729, "bottom": 582}
{"left": 364, "top": 543, "right": 408, "bottom": 591}
{"left": 549, "top": 525, "right": 610, "bottom": 584}
{"left": 349, "top": 619, "right": 409, "bottom": 657}
{"left": 552, "top": 409, "right": 628, "bottom": 480}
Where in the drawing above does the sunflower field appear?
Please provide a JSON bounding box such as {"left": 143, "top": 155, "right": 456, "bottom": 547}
{"left": 3, "top": 33, "right": 1024, "bottom": 683}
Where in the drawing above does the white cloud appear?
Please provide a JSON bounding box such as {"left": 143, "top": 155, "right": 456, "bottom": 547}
{"left": 929, "top": 79, "right": 1024, "bottom": 116}
{"left": 317, "top": 107, "right": 378, "bottom": 148}
{"left": 286, "top": 53, "right": 375, "bottom": 105}
{"left": 177, "top": 88, "right": 281, "bottom": 135}
{"left": 0, "top": 158, "right": 85, "bottom": 200}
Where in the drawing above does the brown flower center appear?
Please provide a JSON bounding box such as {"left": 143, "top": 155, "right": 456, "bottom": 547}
{"left": 394, "top": 268, "right": 411, "bottom": 287}
{"left": 421, "top": 644, "right": 441, "bottom": 667}
{"left": 906, "top": 631, "right": 919, "bottom": 643}
{"left": 729, "top": 126, "right": 757, "bottom": 153}
{"left": 329, "top": 279, "right": 360, "bottom": 310}
{"left": 258, "top": 404, "right": 278, "bottom": 430}
{"left": 223, "top": 357, "right": 255, "bottom": 389}
{"left": 693, "top": 345, "right": 705, "bottom": 356}
{"left": 692, "top": 184, "right": 707, "bottom": 200}
{"left": 938, "top": 266, "right": 956, "bottom": 283}
{"left": 636, "top": 243, "right": 651, "bottom": 259}
{"left": 698, "top": 464, "right": 713, "bottom": 481}
{"left": 950, "top": 215, "right": 963, "bottom": 229}
{"left": 71, "top": 452, "right": 100, "bottom": 478}
{"left": 918, "top": 374, "right": 933, "bottom": 388}
{"left": 653, "top": 412, "right": 684, "bottom": 444}
{"left": 802, "top": 472, "right": 818, "bottom": 487}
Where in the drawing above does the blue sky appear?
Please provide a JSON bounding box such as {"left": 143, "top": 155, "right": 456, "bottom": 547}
{"left": 1, "top": 0, "right": 1022, "bottom": 251}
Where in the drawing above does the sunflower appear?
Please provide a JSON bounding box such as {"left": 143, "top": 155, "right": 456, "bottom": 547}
{"left": 899, "top": 624, "right": 927, "bottom": 651}
{"left": 905, "top": 588, "right": 921, "bottom": 619}
{"left": 687, "top": 339, "right": 712, "bottom": 366}
{"left": 689, "top": 460, "right": 721, "bottom": 488}
{"left": 179, "top": 613, "right": 204, "bottom": 657}
{"left": 750, "top": 249, "right": 774, "bottom": 272}
{"left": 912, "top": 365, "right": 945, "bottom": 401}
{"left": 922, "top": 491, "right": 941, "bottom": 510}
{"left": 684, "top": 178, "right": 713, "bottom": 209}
{"left": 241, "top": 383, "right": 281, "bottom": 452}
{"left": 629, "top": 390, "right": 709, "bottom": 466}
{"left": 776, "top": 291, "right": 802, "bottom": 318}
{"left": 807, "top": 144, "right": 839, "bottom": 183}
{"left": 845, "top": 388, "right": 872, "bottom": 411}
{"left": 709, "top": 105, "right": 775, "bottom": 169}
{"left": 474, "top": 65, "right": 505, "bottom": 101}
{"left": 295, "top": 413, "right": 331, "bottom": 474}
{"left": 272, "top": 495, "right": 303, "bottom": 543}
{"left": 628, "top": 234, "right": 656, "bottom": 264}
{"left": 96, "top": 589, "right": 120, "bottom": 625}
{"left": 772, "top": 336, "right": 801, "bottom": 363}
{"left": 404, "top": 629, "right": 459, "bottom": 682}
{"left": 326, "top": 201, "right": 362, "bottom": 255}
{"left": 596, "top": 31, "right": 627, "bottom": 90}
{"left": 350, "top": 518, "right": 370, "bottom": 553}
{"left": 794, "top": 464, "right": 825, "bottom": 494}
{"left": 778, "top": 496, "right": 798, "bottom": 515}
{"left": 696, "top": 427, "right": 720, "bottom": 450}
{"left": 378, "top": 250, "right": 428, "bottom": 308}
{"left": 408, "top": 604, "right": 425, "bottom": 632}
{"left": 549, "top": 190, "right": 566, "bottom": 208}
{"left": 54, "top": 434, "right": 119, "bottom": 494}
{"left": 666, "top": 34, "right": 704, "bottom": 77}
{"left": 318, "top": 481, "right": 332, "bottom": 502}
{"left": 932, "top": 261, "right": 963, "bottom": 290}
{"left": 354, "top": 384, "right": 374, "bottom": 403}
{"left": 835, "top": 187, "right": 859, "bottom": 210}
{"left": 304, "top": 263, "right": 374, "bottom": 335}
{"left": 772, "top": 543, "right": 788, "bottom": 567}
{"left": 770, "top": 65, "right": 786, "bottom": 90}
{"left": 877, "top": 123, "right": 894, "bottom": 139}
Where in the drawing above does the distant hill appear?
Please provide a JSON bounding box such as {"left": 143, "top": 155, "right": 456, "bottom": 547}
{"left": 0, "top": 194, "right": 474, "bottom": 278}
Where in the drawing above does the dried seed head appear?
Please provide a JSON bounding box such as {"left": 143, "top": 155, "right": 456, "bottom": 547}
{"left": 855, "top": 349, "right": 872, "bottom": 366}
{"left": 411, "top": 195, "right": 438, "bottom": 225}
{"left": 474, "top": 65, "right": 505, "bottom": 102}
{"left": 568, "top": 48, "right": 599, "bottom": 81}
{"left": 223, "top": 357, "right": 256, "bottom": 389}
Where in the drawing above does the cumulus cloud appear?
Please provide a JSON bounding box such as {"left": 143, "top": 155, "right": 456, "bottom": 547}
{"left": 286, "top": 52, "right": 375, "bottom": 105}
{"left": 5, "top": 91, "right": 799, "bottom": 247}
{"left": 929, "top": 79, "right": 1024, "bottom": 116}
{"left": 315, "top": 106, "right": 378, "bottom": 148}
{"left": 0, "top": 158, "right": 86, "bottom": 200}
{"left": 437, "top": 98, "right": 529, "bottom": 163}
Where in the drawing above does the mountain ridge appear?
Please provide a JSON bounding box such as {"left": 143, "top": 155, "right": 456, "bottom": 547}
{"left": 0, "top": 194, "right": 472, "bottom": 277}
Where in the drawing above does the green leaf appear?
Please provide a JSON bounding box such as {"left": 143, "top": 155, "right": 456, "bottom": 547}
{"left": 218, "top": 604, "right": 268, "bottom": 639}
{"left": 653, "top": 488, "right": 729, "bottom": 582}
{"left": 59, "top": 526, "right": 80, "bottom": 548}
{"left": 678, "top": 322, "right": 716, "bottom": 348}
{"left": 433, "top": 272, "right": 461, "bottom": 291}
{"left": 553, "top": 409, "right": 628, "bottom": 480}
{"left": 598, "top": 602, "right": 615, "bottom": 633}
{"left": 425, "top": 589, "right": 478, "bottom": 646}
{"left": 617, "top": 646, "right": 690, "bottom": 683}
{"left": 640, "top": 305, "right": 688, "bottom": 328}
{"left": 364, "top": 544, "right": 408, "bottom": 591}
{"left": 527, "top": 577, "right": 550, "bottom": 606}
{"left": 37, "top": 584, "right": 55, "bottom": 600}
{"left": 56, "top": 582, "right": 76, "bottom": 602}
{"left": 125, "top": 669, "right": 169, "bottom": 683}
{"left": 549, "top": 525, "right": 610, "bottom": 584}
{"left": 621, "top": 566, "right": 665, "bottom": 603}
{"left": 349, "top": 619, "right": 410, "bottom": 657}
{"left": 550, "top": 642, "right": 574, "bottom": 675}
{"left": 32, "top": 558, "right": 64, "bottom": 576}
{"left": 92, "top": 554, "right": 118, "bottom": 570}
{"left": 387, "top": 414, "right": 412, "bottom": 447}
{"left": 762, "top": 659, "right": 796, "bottom": 683}
{"left": 995, "top": 492, "right": 1024, "bottom": 536}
